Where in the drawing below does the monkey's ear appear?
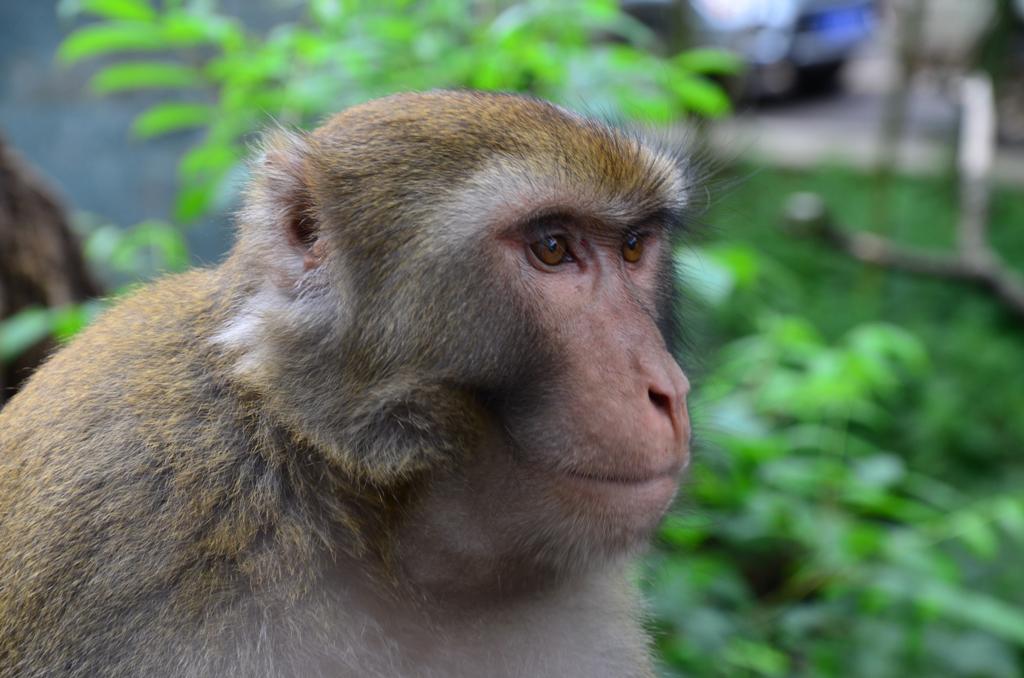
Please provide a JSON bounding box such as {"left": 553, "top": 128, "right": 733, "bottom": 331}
{"left": 240, "top": 129, "right": 324, "bottom": 281}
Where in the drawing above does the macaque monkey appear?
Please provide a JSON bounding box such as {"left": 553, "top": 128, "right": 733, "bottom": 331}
{"left": 0, "top": 91, "right": 692, "bottom": 677}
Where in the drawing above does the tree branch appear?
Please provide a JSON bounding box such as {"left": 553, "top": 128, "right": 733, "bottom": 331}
{"left": 783, "top": 73, "right": 1024, "bottom": 320}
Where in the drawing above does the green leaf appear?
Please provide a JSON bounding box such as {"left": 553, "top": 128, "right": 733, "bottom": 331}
{"left": 920, "top": 582, "right": 1024, "bottom": 646}
{"left": 366, "top": 16, "right": 418, "bottom": 43}
{"left": 712, "top": 245, "right": 761, "bottom": 288}
{"left": 617, "top": 92, "right": 675, "bottom": 123}
{"left": 0, "top": 308, "right": 53, "bottom": 364}
{"left": 673, "top": 48, "right": 744, "bottom": 76}
{"left": 659, "top": 514, "right": 714, "bottom": 548}
{"left": 174, "top": 183, "right": 215, "bottom": 222}
{"left": 580, "top": 0, "right": 618, "bottom": 22}
{"left": 179, "top": 143, "right": 239, "bottom": 183}
{"left": 58, "top": 22, "right": 168, "bottom": 63}
{"left": 132, "top": 102, "right": 211, "bottom": 138}
{"left": 949, "top": 511, "right": 999, "bottom": 559}
{"left": 669, "top": 73, "right": 732, "bottom": 118}
{"left": 161, "top": 12, "right": 244, "bottom": 50}
{"left": 51, "top": 302, "right": 105, "bottom": 342}
{"left": 992, "top": 497, "right": 1024, "bottom": 539}
{"left": 722, "top": 638, "right": 790, "bottom": 677}
{"left": 113, "top": 220, "right": 189, "bottom": 273}
{"left": 78, "top": 0, "right": 155, "bottom": 22}
{"left": 91, "top": 61, "right": 201, "bottom": 93}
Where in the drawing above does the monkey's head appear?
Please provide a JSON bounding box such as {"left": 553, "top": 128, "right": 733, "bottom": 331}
{"left": 217, "top": 91, "right": 692, "bottom": 579}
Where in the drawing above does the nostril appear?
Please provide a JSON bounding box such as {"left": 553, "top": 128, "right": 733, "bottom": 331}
{"left": 648, "top": 389, "right": 672, "bottom": 418}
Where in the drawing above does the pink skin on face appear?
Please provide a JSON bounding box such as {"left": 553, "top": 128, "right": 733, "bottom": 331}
{"left": 505, "top": 222, "right": 691, "bottom": 528}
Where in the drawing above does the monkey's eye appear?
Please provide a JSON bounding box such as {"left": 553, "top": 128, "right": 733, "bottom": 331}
{"left": 530, "top": 235, "right": 571, "bottom": 267}
{"left": 622, "top": 233, "right": 644, "bottom": 263}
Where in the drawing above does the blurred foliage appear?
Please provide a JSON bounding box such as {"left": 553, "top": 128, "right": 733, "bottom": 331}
{"left": 648, "top": 166, "right": 1024, "bottom": 677}
{"left": 0, "top": 304, "right": 104, "bottom": 364}
{"left": 0, "top": 217, "right": 189, "bottom": 360}
{"left": 81, "top": 217, "right": 191, "bottom": 282}
{"left": 56, "top": 0, "right": 739, "bottom": 223}
{"left": 697, "top": 166, "right": 1024, "bottom": 478}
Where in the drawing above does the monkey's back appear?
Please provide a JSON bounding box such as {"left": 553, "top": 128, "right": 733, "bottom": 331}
{"left": 0, "top": 270, "right": 317, "bottom": 677}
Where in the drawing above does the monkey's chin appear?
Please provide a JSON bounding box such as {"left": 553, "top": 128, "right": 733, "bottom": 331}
{"left": 551, "top": 469, "right": 681, "bottom": 543}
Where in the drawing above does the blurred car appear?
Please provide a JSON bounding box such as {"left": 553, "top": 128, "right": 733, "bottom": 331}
{"left": 625, "top": 0, "right": 877, "bottom": 97}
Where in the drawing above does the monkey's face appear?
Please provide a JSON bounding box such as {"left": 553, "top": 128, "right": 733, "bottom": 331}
{"left": 458, "top": 210, "right": 691, "bottom": 566}
{"left": 232, "top": 91, "right": 694, "bottom": 575}
{"left": 360, "top": 159, "right": 691, "bottom": 572}
{"left": 367, "top": 208, "right": 691, "bottom": 583}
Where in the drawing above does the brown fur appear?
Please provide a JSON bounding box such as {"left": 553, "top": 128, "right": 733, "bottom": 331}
{"left": 0, "top": 91, "right": 690, "bottom": 677}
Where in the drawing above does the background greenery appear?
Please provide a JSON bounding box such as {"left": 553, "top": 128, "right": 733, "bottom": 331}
{"left": 2, "top": 1, "right": 1022, "bottom": 676}
{"left": 654, "top": 168, "right": 1024, "bottom": 677}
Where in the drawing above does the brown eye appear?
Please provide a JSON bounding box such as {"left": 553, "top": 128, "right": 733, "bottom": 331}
{"left": 530, "top": 235, "right": 570, "bottom": 266}
{"left": 622, "top": 233, "right": 643, "bottom": 263}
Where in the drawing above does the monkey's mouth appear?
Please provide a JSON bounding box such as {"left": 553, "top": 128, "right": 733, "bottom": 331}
{"left": 555, "top": 463, "right": 683, "bottom": 514}
{"left": 562, "top": 466, "right": 680, "bottom": 486}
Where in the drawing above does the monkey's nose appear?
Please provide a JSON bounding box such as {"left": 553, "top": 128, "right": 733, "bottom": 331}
{"left": 644, "top": 366, "right": 690, "bottom": 447}
{"left": 648, "top": 387, "right": 674, "bottom": 421}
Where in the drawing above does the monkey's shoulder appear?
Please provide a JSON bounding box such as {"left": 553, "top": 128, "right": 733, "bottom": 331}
{"left": 1, "top": 268, "right": 232, "bottom": 433}
{"left": 0, "top": 266, "right": 311, "bottom": 676}
{"left": 0, "top": 265, "right": 259, "bottom": 556}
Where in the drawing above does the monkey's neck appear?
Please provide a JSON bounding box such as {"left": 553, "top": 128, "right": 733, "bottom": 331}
{"left": 323, "top": 539, "right": 637, "bottom": 625}
{"left": 379, "top": 472, "right": 639, "bottom": 610}
{"left": 302, "top": 550, "right": 651, "bottom": 678}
